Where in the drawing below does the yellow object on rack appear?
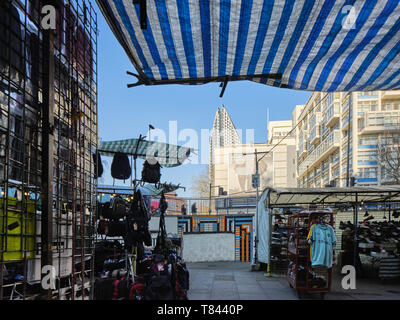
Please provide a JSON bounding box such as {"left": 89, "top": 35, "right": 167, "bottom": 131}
{"left": 0, "top": 197, "right": 36, "bottom": 262}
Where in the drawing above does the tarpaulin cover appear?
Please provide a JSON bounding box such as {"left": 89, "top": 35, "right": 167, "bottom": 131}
{"left": 257, "top": 188, "right": 270, "bottom": 264}
{"left": 97, "top": 0, "right": 400, "bottom": 91}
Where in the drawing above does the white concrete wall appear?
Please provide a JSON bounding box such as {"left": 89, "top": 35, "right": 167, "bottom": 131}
{"left": 149, "top": 215, "right": 178, "bottom": 235}
{"left": 148, "top": 215, "right": 179, "bottom": 248}
{"left": 182, "top": 233, "right": 235, "bottom": 262}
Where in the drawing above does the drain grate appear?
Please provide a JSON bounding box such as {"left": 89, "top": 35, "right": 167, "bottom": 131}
{"left": 214, "top": 275, "right": 235, "bottom": 281}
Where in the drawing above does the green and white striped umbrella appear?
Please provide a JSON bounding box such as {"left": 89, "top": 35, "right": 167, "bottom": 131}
{"left": 98, "top": 138, "right": 193, "bottom": 167}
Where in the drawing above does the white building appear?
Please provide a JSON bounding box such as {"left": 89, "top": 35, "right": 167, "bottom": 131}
{"left": 295, "top": 91, "right": 400, "bottom": 188}
{"left": 209, "top": 105, "right": 241, "bottom": 188}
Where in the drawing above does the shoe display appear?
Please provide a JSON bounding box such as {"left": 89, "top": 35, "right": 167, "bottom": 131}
{"left": 340, "top": 219, "right": 400, "bottom": 256}
{"left": 363, "top": 215, "right": 374, "bottom": 222}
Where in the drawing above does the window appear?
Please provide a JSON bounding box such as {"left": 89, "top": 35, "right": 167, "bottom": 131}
{"left": 358, "top": 91, "right": 378, "bottom": 97}
{"left": 382, "top": 102, "right": 400, "bottom": 111}
{"left": 359, "top": 167, "right": 377, "bottom": 178}
{"left": 359, "top": 134, "right": 378, "bottom": 146}
{"left": 358, "top": 150, "right": 377, "bottom": 164}
{"left": 358, "top": 100, "right": 377, "bottom": 112}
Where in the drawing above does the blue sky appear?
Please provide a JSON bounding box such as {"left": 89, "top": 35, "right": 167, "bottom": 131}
{"left": 94, "top": 3, "right": 311, "bottom": 196}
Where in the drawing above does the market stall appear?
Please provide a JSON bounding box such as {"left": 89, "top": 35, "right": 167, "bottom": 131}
{"left": 92, "top": 137, "right": 192, "bottom": 300}
{"left": 257, "top": 186, "right": 400, "bottom": 298}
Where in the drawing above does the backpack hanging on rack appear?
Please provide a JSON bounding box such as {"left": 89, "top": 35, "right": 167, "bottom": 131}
{"left": 110, "top": 196, "right": 127, "bottom": 220}
{"left": 111, "top": 152, "right": 131, "bottom": 180}
{"left": 141, "top": 160, "right": 161, "bottom": 183}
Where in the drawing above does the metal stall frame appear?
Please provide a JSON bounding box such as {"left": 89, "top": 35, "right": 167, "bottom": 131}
{"left": 0, "top": 0, "right": 98, "bottom": 300}
{"left": 260, "top": 186, "right": 400, "bottom": 279}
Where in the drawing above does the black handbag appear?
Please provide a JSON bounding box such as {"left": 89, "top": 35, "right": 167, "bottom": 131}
{"left": 111, "top": 152, "right": 131, "bottom": 180}
{"left": 141, "top": 160, "right": 161, "bottom": 183}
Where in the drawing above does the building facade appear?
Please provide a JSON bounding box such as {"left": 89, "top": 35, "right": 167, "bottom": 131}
{"left": 296, "top": 91, "right": 400, "bottom": 188}
{"left": 209, "top": 105, "right": 241, "bottom": 190}
{"left": 165, "top": 193, "right": 187, "bottom": 215}
{"left": 267, "top": 120, "right": 296, "bottom": 145}
{"left": 212, "top": 141, "right": 297, "bottom": 197}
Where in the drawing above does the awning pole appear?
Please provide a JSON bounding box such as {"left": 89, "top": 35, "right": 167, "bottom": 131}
{"left": 353, "top": 193, "right": 358, "bottom": 269}
{"left": 133, "top": 134, "right": 142, "bottom": 188}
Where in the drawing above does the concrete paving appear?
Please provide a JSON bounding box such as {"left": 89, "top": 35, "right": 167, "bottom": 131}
{"left": 187, "top": 262, "right": 400, "bottom": 300}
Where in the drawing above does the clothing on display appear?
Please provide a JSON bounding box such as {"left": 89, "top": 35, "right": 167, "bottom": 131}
{"left": 307, "top": 223, "right": 336, "bottom": 268}
{"left": 286, "top": 209, "right": 333, "bottom": 297}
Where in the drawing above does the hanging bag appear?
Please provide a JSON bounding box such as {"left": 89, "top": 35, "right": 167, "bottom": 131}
{"left": 141, "top": 160, "right": 161, "bottom": 183}
{"left": 125, "top": 190, "right": 151, "bottom": 246}
{"left": 110, "top": 196, "right": 127, "bottom": 220}
{"left": 154, "top": 192, "right": 173, "bottom": 257}
{"left": 93, "top": 151, "right": 104, "bottom": 178}
{"left": 111, "top": 152, "right": 131, "bottom": 180}
{"left": 105, "top": 221, "right": 126, "bottom": 237}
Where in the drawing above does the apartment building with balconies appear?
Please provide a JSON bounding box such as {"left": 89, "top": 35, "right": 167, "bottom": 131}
{"left": 296, "top": 91, "right": 400, "bottom": 188}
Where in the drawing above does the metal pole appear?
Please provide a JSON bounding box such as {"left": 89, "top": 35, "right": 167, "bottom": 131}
{"left": 209, "top": 183, "right": 211, "bottom": 215}
{"left": 346, "top": 97, "right": 352, "bottom": 186}
{"left": 254, "top": 149, "right": 259, "bottom": 265}
{"left": 41, "top": 17, "right": 55, "bottom": 300}
{"left": 353, "top": 193, "right": 358, "bottom": 269}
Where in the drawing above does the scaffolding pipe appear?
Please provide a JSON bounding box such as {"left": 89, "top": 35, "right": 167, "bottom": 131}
{"left": 40, "top": 17, "right": 56, "bottom": 300}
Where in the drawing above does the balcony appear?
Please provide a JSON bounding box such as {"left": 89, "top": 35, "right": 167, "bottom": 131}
{"left": 358, "top": 111, "right": 400, "bottom": 135}
{"left": 381, "top": 90, "right": 400, "bottom": 100}
{"left": 325, "top": 104, "right": 340, "bottom": 127}
{"left": 298, "top": 141, "right": 307, "bottom": 158}
{"left": 309, "top": 125, "right": 321, "bottom": 145}
{"left": 342, "top": 116, "right": 350, "bottom": 131}
{"left": 298, "top": 130, "right": 340, "bottom": 176}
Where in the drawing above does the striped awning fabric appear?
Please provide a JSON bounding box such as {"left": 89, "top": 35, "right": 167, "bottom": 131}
{"left": 98, "top": 138, "right": 193, "bottom": 167}
{"left": 97, "top": 0, "right": 400, "bottom": 92}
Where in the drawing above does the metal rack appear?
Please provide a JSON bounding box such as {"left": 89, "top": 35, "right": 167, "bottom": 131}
{"left": 0, "top": 0, "right": 98, "bottom": 300}
{"left": 286, "top": 209, "right": 334, "bottom": 299}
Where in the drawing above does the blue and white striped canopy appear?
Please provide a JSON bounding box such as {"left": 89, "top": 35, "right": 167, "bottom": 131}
{"left": 97, "top": 0, "right": 400, "bottom": 92}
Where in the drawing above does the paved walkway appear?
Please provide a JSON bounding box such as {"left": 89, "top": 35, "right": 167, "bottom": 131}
{"left": 187, "top": 262, "right": 400, "bottom": 300}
